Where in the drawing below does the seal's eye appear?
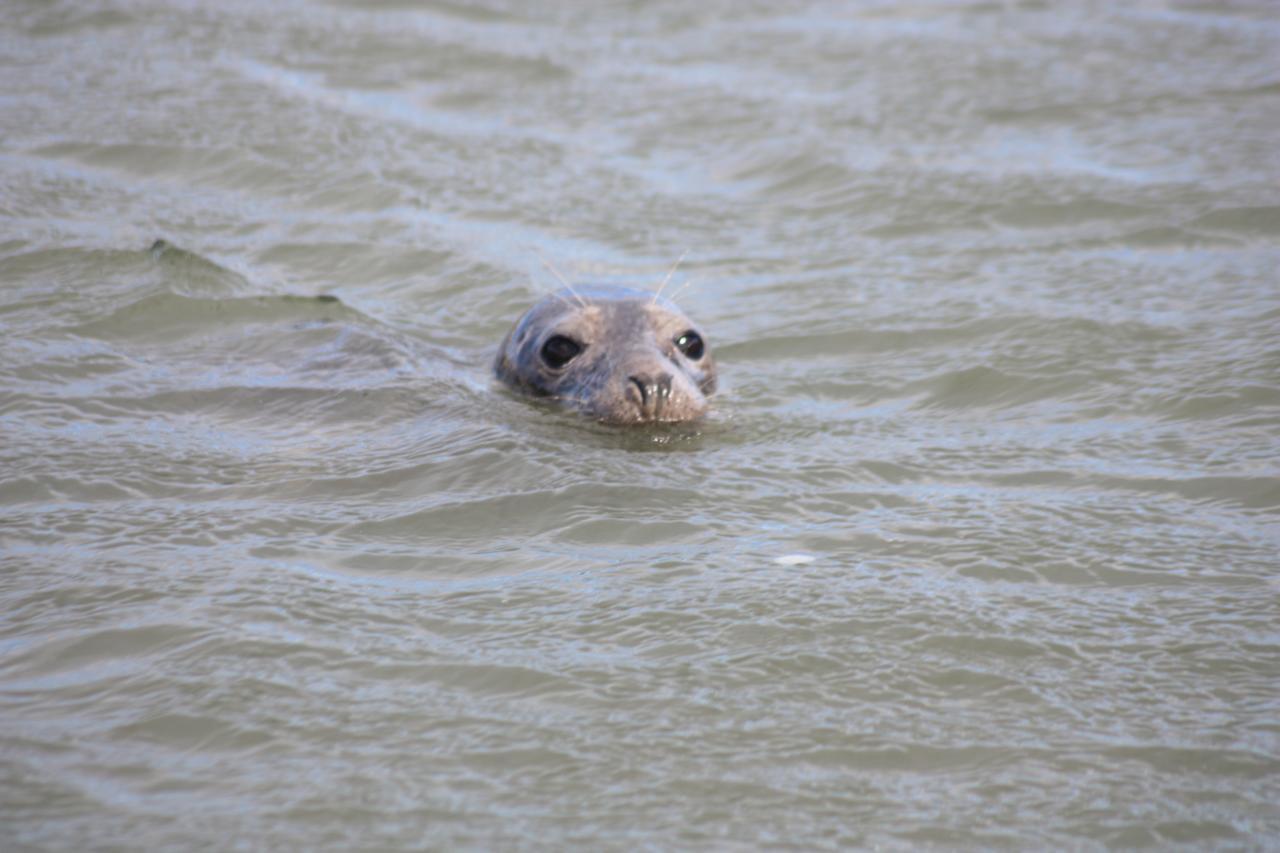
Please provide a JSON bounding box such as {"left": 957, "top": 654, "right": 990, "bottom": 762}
{"left": 541, "top": 335, "right": 582, "bottom": 369}
{"left": 675, "top": 330, "right": 704, "bottom": 360}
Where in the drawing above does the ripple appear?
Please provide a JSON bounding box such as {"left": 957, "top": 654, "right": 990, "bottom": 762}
{"left": 3, "top": 0, "right": 1279, "bottom": 848}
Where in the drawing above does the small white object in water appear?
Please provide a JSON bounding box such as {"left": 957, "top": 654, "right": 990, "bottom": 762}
{"left": 775, "top": 554, "right": 816, "bottom": 566}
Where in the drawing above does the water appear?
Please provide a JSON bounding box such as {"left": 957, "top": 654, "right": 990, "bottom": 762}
{"left": 3, "top": 0, "right": 1279, "bottom": 847}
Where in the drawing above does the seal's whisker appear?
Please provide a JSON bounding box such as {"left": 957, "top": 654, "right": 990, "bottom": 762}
{"left": 534, "top": 249, "right": 586, "bottom": 308}
{"left": 529, "top": 272, "right": 581, "bottom": 308}
{"left": 665, "top": 277, "right": 697, "bottom": 305}
{"left": 525, "top": 265, "right": 577, "bottom": 311}
{"left": 652, "top": 249, "right": 689, "bottom": 305}
{"left": 542, "top": 286, "right": 580, "bottom": 311}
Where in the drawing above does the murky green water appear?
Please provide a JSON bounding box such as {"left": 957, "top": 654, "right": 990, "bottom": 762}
{"left": 3, "top": 0, "right": 1279, "bottom": 847}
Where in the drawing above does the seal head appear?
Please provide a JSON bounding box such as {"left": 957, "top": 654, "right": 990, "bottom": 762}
{"left": 494, "top": 284, "right": 716, "bottom": 425}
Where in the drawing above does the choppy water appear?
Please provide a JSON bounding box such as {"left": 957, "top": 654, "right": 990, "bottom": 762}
{"left": 3, "top": 0, "right": 1279, "bottom": 848}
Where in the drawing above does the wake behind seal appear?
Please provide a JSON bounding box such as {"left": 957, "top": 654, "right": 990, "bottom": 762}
{"left": 494, "top": 284, "right": 717, "bottom": 425}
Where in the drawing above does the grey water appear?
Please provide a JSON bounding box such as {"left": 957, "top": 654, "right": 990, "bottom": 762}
{"left": 2, "top": 0, "right": 1279, "bottom": 848}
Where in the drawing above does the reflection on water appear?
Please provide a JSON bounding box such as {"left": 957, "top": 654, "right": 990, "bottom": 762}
{"left": 2, "top": 0, "right": 1279, "bottom": 847}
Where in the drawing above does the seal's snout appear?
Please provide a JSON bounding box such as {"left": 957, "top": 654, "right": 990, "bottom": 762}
{"left": 629, "top": 371, "right": 674, "bottom": 420}
{"left": 494, "top": 284, "right": 716, "bottom": 426}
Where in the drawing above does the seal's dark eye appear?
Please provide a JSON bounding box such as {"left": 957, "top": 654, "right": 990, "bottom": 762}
{"left": 675, "top": 330, "right": 704, "bottom": 360}
{"left": 541, "top": 335, "right": 582, "bottom": 369}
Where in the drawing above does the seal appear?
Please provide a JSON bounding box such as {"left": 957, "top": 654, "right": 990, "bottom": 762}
{"left": 494, "top": 284, "right": 717, "bottom": 424}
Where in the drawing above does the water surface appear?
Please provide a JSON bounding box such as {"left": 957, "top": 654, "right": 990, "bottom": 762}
{"left": 2, "top": 0, "right": 1279, "bottom": 847}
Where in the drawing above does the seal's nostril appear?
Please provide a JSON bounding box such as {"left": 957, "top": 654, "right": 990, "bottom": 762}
{"left": 629, "top": 376, "right": 649, "bottom": 406}
{"left": 629, "top": 372, "right": 674, "bottom": 418}
{"left": 654, "top": 373, "right": 672, "bottom": 417}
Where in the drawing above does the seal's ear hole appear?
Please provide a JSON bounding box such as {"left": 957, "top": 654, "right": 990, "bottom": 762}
{"left": 675, "top": 330, "right": 705, "bottom": 361}
{"left": 541, "top": 335, "right": 583, "bottom": 369}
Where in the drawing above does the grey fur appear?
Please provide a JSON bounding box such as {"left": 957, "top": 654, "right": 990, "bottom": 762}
{"left": 495, "top": 285, "right": 716, "bottom": 425}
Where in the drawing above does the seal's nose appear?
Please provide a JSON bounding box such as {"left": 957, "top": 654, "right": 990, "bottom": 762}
{"left": 629, "top": 372, "right": 674, "bottom": 420}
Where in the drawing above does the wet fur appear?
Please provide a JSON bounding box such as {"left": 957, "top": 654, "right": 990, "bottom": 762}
{"left": 495, "top": 285, "right": 716, "bottom": 425}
